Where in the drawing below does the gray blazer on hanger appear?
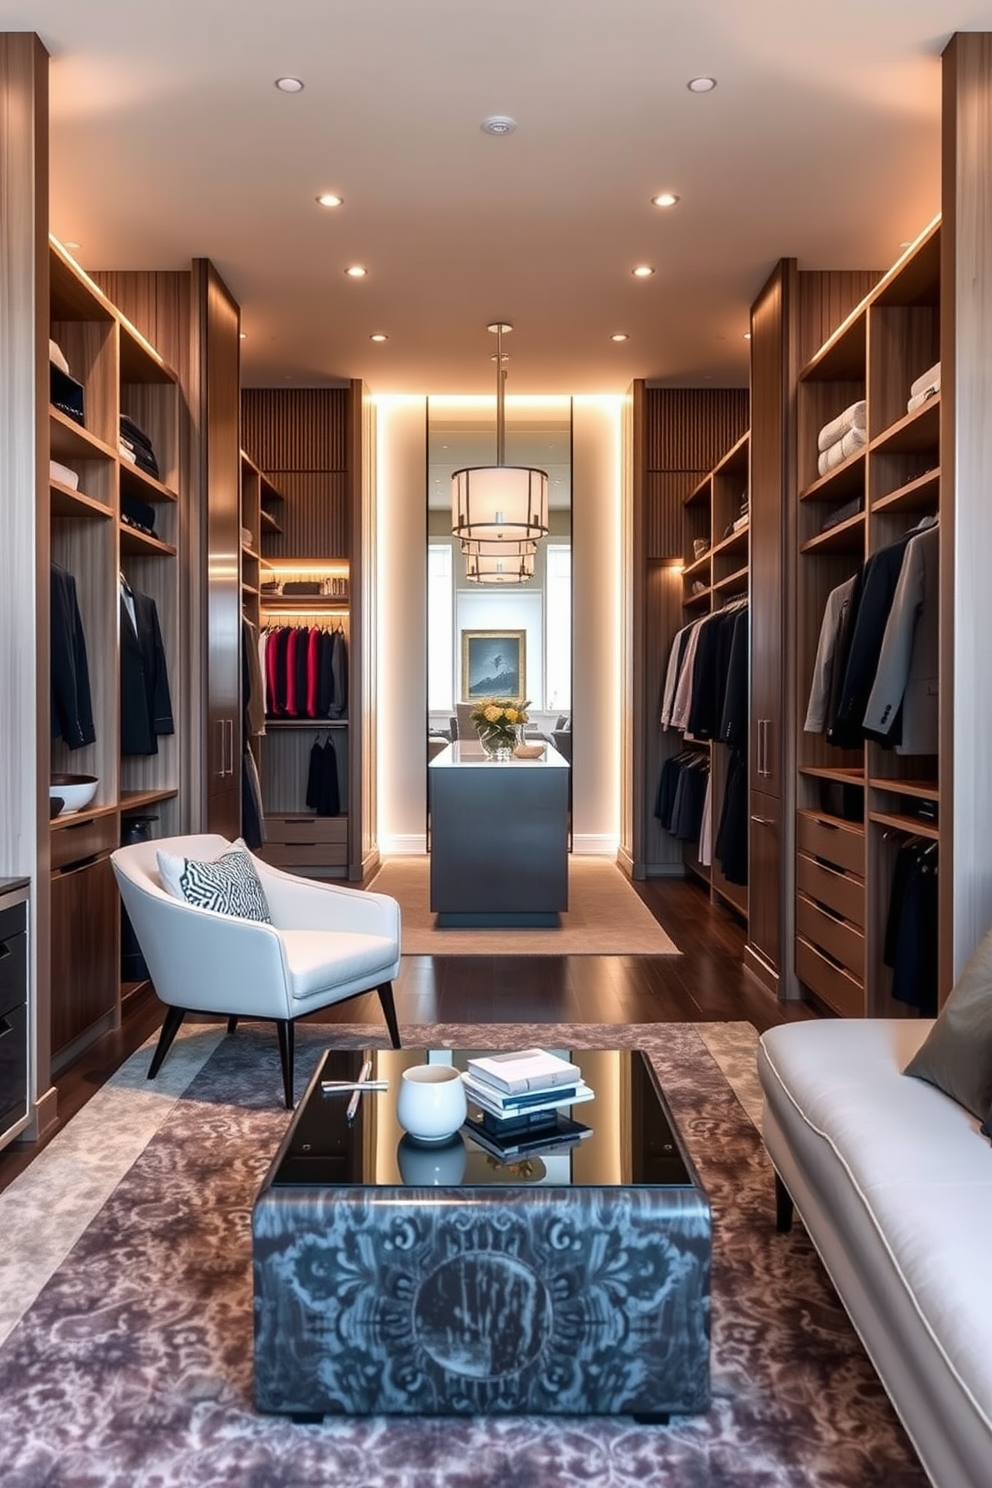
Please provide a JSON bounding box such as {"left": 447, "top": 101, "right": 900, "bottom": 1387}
{"left": 862, "top": 522, "right": 939, "bottom": 754}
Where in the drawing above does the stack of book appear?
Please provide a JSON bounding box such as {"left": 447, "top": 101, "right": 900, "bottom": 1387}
{"left": 461, "top": 1048, "right": 594, "bottom": 1123}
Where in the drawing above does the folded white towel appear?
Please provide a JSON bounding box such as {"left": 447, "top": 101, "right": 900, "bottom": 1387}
{"left": 910, "top": 361, "right": 940, "bottom": 400}
{"left": 50, "top": 459, "right": 79, "bottom": 490}
{"left": 49, "top": 338, "right": 70, "bottom": 375}
{"left": 817, "top": 400, "right": 866, "bottom": 452}
{"left": 906, "top": 382, "right": 940, "bottom": 415}
{"left": 817, "top": 424, "right": 867, "bottom": 478}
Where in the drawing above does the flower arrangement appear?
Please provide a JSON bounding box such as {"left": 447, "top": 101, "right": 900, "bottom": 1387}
{"left": 469, "top": 696, "right": 530, "bottom": 758}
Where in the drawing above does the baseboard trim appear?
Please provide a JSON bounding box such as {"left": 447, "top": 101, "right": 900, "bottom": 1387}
{"left": 379, "top": 834, "right": 428, "bottom": 856}
{"left": 744, "top": 945, "right": 779, "bottom": 995}
{"left": 571, "top": 834, "right": 620, "bottom": 856}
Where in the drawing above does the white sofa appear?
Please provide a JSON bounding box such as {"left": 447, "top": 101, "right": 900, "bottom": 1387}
{"left": 758, "top": 1019, "right": 992, "bottom": 1488}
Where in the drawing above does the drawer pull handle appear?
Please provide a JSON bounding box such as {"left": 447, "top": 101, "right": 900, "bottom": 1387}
{"left": 751, "top": 815, "right": 775, "bottom": 827}
{"left": 0, "top": 1016, "right": 11, "bottom": 1040}
{"left": 0, "top": 943, "right": 10, "bottom": 960}
{"left": 284, "top": 818, "right": 316, "bottom": 825}
{"left": 816, "top": 819, "right": 840, "bottom": 831}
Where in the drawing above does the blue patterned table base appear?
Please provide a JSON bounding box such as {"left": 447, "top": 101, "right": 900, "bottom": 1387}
{"left": 253, "top": 1187, "right": 711, "bottom": 1416}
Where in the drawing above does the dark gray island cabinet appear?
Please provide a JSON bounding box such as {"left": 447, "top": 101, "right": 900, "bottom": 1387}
{"left": 428, "top": 741, "right": 570, "bottom": 926}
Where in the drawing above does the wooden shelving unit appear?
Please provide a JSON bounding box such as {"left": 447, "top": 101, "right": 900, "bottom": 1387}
{"left": 47, "top": 237, "right": 184, "bottom": 1069}
{"left": 795, "top": 217, "right": 942, "bottom": 1018}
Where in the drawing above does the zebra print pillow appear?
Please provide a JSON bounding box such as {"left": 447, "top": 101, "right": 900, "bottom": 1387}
{"left": 156, "top": 840, "right": 271, "bottom": 923}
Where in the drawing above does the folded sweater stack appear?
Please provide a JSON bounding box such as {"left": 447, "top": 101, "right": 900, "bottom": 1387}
{"left": 907, "top": 360, "right": 940, "bottom": 414}
{"left": 817, "top": 400, "right": 867, "bottom": 478}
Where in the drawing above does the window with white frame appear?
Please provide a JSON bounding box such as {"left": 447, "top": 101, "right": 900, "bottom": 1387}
{"left": 544, "top": 543, "right": 571, "bottom": 710}
{"left": 427, "top": 542, "right": 454, "bottom": 711}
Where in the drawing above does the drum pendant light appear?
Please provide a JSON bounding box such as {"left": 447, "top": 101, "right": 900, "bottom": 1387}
{"left": 451, "top": 323, "right": 549, "bottom": 550}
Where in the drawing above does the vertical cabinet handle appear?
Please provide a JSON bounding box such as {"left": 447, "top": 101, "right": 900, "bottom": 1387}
{"left": 756, "top": 718, "right": 772, "bottom": 779}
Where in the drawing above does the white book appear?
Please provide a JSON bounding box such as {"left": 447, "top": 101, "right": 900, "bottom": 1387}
{"left": 461, "top": 1073, "right": 594, "bottom": 1121}
{"left": 467, "top": 1048, "right": 581, "bottom": 1095}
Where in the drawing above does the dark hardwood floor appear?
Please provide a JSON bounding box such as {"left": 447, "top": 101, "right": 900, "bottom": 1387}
{"left": 0, "top": 874, "right": 813, "bottom": 1194}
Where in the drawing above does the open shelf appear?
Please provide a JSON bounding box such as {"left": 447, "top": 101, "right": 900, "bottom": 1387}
{"left": 119, "top": 524, "right": 176, "bottom": 558}
{"left": 869, "top": 810, "right": 940, "bottom": 841}
{"left": 120, "top": 787, "right": 179, "bottom": 812}
{"left": 872, "top": 468, "right": 940, "bottom": 514}
{"left": 119, "top": 461, "right": 178, "bottom": 505}
{"left": 50, "top": 480, "right": 113, "bottom": 520}
{"left": 869, "top": 396, "right": 940, "bottom": 456}
{"left": 798, "top": 449, "right": 866, "bottom": 505}
{"left": 800, "top": 512, "right": 865, "bottom": 555}
{"left": 800, "top": 765, "right": 865, "bottom": 784}
{"left": 50, "top": 408, "right": 117, "bottom": 463}
{"left": 869, "top": 777, "right": 939, "bottom": 802}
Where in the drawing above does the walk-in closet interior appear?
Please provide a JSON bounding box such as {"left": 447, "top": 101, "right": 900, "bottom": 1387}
{"left": 3, "top": 23, "right": 992, "bottom": 1160}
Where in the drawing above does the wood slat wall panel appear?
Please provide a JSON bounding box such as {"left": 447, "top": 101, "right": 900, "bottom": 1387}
{"left": 798, "top": 271, "right": 882, "bottom": 368}
{"left": 644, "top": 387, "right": 749, "bottom": 472}
{"left": 241, "top": 388, "right": 349, "bottom": 471}
{"left": 257, "top": 471, "right": 350, "bottom": 558}
{"left": 91, "top": 271, "right": 191, "bottom": 386}
{"left": 645, "top": 471, "right": 708, "bottom": 561}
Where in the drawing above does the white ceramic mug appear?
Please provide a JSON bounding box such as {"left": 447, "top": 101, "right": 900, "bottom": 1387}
{"left": 396, "top": 1065, "right": 468, "bottom": 1144}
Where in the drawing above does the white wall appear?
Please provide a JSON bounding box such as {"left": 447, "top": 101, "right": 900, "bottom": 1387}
{"left": 376, "top": 394, "right": 622, "bottom": 857}
{"left": 375, "top": 397, "right": 429, "bottom": 856}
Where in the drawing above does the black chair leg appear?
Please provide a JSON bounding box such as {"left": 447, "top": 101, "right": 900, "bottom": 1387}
{"left": 377, "top": 982, "right": 402, "bottom": 1049}
{"left": 227, "top": 1016, "right": 239, "bottom": 1034}
{"left": 276, "top": 1019, "right": 295, "bottom": 1109}
{"left": 147, "top": 1005, "right": 186, "bottom": 1080}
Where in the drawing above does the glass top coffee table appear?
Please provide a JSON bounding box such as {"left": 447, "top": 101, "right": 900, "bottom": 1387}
{"left": 252, "top": 1046, "right": 711, "bottom": 1420}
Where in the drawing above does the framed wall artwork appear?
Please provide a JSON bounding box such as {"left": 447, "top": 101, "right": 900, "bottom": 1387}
{"left": 461, "top": 630, "right": 526, "bottom": 699}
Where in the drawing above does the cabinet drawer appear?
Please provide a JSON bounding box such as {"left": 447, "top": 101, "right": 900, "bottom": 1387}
{"left": 51, "top": 812, "right": 118, "bottom": 872}
{"left": 796, "top": 936, "right": 865, "bottom": 1018}
{"left": 797, "top": 892, "right": 864, "bottom": 978}
{"left": 797, "top": 810, "right": 864, "bottom": 877}
{"left": 264, "top": 815, "right": 348, "bottom": 846}
{"left": 0, "top": 899, "right": 26, "bottom": 943}
{"left": 0, "top": 1000, "right": 28, "bottom": 1132}
{"left": 797, "top": 852, "right": 865, "bottom": 928}
{"left": 0, "top": 929, "right": 27, "bottom": 1019}
{"left": 257, "top": 842, "right": 348, "bottom": 869}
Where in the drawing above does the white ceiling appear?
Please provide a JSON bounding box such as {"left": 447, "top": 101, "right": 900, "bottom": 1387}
{"left": 5, "top": 1, "right": 984, "bottom": 394}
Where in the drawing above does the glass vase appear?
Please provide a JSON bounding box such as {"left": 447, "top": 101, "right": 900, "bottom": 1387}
{"left": 479, "top": 727, "right": 515, "bottom": 762}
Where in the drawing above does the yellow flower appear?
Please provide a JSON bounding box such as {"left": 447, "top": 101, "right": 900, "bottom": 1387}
{"left": 505, "top": 709, "right": 519, "bottom": 724}
{"left": 483, "top": 705, "right": 501, "bottom": 723}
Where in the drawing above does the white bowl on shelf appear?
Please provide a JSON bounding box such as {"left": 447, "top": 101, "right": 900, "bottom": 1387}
{"left": 49, "top": 774, "right": 99, "bottom": 815}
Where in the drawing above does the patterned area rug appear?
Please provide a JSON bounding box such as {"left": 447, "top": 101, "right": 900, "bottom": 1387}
{"left": 368, "top": 857, "right": 681, "bottom": 955}
{"left": 0, "top": 1022, "right": 926, "bottom": 1488}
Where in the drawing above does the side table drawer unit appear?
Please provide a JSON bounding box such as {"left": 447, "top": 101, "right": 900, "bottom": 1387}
{"left": 253, "top": 1184, "right": 711, "bottom": 1417}
{"left": 0, "top": 892, "right": 29, "bottom": 1142}
{"left": 258, "top": 815, "right": 348, "bottom": 871}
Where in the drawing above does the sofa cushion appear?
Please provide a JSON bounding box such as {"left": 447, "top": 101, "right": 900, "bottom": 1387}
{"left": 279, "top": 929, "right": 398, "bottom": 1000}
{"left": 157, "top": 839, "right": 271, "bottom": 924}
{"left": 904, "top": 925, "right": 992, "bottom": 1118}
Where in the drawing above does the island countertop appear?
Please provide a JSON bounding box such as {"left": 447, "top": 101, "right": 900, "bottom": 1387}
{"left": 429, "top": 740, "right": 569, "bottom": 769}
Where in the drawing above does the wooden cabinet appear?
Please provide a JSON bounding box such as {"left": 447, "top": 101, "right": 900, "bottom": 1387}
{"left": 50, "top": 854, "right": 118, "bottom": 1062}
{"left": 197, "top": 260, "right": 242, "bottom": 838}
{"left": 0, "top": 885, "right": 30, "bottom": 1148}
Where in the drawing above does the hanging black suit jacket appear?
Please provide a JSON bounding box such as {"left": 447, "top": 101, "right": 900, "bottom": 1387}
{"left": 51, "top": 562, "right": 96, "bottom": 749}
{"left": 120, "top": 590, "right": 174, "bottom": 755}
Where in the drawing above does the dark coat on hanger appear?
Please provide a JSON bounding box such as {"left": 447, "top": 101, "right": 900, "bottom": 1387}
{"left": 51, "top": 562, "right": 96, "bottom": 749}
{"left": 120, "top": 590, "right": 174, "bottom": 755}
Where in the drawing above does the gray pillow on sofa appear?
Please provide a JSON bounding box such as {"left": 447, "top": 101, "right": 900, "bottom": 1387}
{"left": 904, "top": 924, "right": 992, "bottom": 1119}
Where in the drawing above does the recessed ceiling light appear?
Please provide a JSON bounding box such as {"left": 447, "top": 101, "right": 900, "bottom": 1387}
{"left": 687, "top": 76, "right": 717, "bottom": 93}
{"left": 316, "top": 193, "right": 343, "bottom": 208}
{"left": 63, "top": 240, "right": 81, "bottom": 250}
{"left": 481, "top": 115, "right": 517, "bottom": 135}
{"left": 743, "top": 332, "right": 751, "bottom": 340}
{"left": 345, "top": 265, "right": 367, "bottom": 278}
{"left": 275, "top": 76, "right": 304, "bottom": 93}
{"left": 239, "top": 332, "right": 247, "bottom": 340}
{"left": 632, "top": 265, "right": 655, "bottom": 278}
{"left": 611, "top": 333, "right": 629, "bottom": 342}
{"left": 651, "top": 193, "right": 680, "bottom": 208}
{"left": 370, "top": 333, "right": 388, "bottom": 342}
{"left": 899, "top": 240, "right": 913, "bottom": 249}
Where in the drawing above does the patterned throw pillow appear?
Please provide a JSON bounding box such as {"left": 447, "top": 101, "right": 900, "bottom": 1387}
{"left": 156, "top": 839, "right": 271, "bottom": 923}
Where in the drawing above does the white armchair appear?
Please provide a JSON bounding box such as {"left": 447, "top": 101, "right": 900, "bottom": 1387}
{"left": 111, "top": 834, "right": 402, "bottom": 1108}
